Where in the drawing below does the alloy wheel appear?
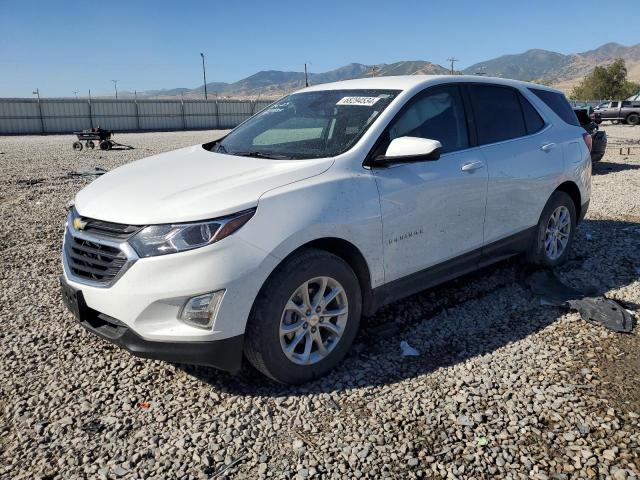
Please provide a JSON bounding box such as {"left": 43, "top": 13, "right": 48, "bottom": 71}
{"left": 279, "top": 276, "right": 349, "bottom": 365}
{"left": 544, "top": 205, "right": 571, "bottom": 260}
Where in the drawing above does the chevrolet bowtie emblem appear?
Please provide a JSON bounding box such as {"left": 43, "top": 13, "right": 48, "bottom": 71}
{"left": 73, "top": 217, "right": 87, "bottom": 230}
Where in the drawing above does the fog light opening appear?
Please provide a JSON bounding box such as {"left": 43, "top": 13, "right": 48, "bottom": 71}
{"left": 179, "top": 290, "right": 225, "bottom": 330}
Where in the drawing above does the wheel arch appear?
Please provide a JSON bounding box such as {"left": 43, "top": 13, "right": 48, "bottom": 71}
{"left": 555, "top": 181, "right": 582, "bottom": 221}
{"left": 251, "top": 237, "right": 376, "bottom": 322}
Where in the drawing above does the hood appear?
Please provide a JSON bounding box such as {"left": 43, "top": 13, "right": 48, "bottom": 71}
{"left": 75, "top": 145, "right": 334, "bottom": 224}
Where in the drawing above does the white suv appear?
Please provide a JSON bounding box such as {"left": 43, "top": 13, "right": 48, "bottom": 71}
{"left": 61, "top": 76, "right": 592, "bottom": 384}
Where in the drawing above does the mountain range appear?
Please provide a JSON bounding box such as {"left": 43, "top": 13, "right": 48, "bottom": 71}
{"left": 117, "top": 42, "right": 640, "bottom": 99}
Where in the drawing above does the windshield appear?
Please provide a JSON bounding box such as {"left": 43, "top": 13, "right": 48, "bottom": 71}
{"left": 214, "top": 89, "right": 400, "bottom": 159}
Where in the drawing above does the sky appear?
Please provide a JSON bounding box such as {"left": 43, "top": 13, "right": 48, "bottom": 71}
{"left": 1, "top": 0, "right": 639, "bottom": 97}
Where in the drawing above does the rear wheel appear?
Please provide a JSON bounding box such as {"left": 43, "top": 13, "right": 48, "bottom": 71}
{"left": 244, "top": 249, "right": 362, "bottom": 384}
{"left": 527, "top": 191, "right": 576, "bottom": 268}
{"left": 626, "top": 113, "right": 639, "bottom": 126}
{"left": 99, "top": 140, "right": 111, "bottom": 150}
{"left": 86, "top": 140, "right": 95, "bottom": 149}
{"left": 72, "top": 141, "right": 83, "bottom": 151}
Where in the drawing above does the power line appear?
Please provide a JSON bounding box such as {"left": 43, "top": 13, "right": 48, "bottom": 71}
{"left": 446, "top": 57, "right": 458, "bottom": 75}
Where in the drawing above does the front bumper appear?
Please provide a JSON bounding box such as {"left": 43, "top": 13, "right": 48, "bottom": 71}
{"left": 61, "top": 276, "right": 244, "bottom": 372}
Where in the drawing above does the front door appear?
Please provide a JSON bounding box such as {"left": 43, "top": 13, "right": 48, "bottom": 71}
{"left": 371, "top": 85, "right": 488, "bottom": 283}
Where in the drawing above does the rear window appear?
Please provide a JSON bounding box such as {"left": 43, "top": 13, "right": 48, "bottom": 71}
{"left": 529, "top": 88, "right": 580, "bottom": 126}
{"left": 468, "top": 85, "right": 527, "bottom": 145}
{"left": 519, "top": 94, "right": 545, "bottom": 134}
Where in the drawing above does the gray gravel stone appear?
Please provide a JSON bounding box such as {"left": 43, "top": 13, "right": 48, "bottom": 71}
{"left": 0, "top": 127, "right": 639, "bottom": 479}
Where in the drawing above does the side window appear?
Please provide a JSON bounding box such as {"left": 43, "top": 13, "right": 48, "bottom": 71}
{"left": 387, "top": 86, "right": 469, "bottom": 153}
{"left": 611, "top": 101, "right": 619, "bottom": 108}
{"left": 529, "top": 88, "right": 580, "bottom": 126}
{"left": 518, "top": 93, "right": 545, "bottom": 134}
{"left": 469, "top": 85, "right": 527, "bottom": 144}
{"left": 622, "top": 101, "right": 631, "bottom": 107}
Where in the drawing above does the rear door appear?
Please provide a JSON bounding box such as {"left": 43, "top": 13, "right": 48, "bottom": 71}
{"left": 468, "top": 84, "right": 564, "bottom": 248}
{"left": 601, "top": 101, "right": 620, "bottom": 120}
{"left": 371, "top": 85, "right": 488, "bottom": 282}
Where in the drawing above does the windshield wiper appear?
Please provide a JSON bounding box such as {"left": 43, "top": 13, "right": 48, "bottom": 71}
{"left": 231, "top": 150, "right": 292, "bottom": 160}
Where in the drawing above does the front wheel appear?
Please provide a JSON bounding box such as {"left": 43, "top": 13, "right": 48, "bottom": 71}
{"left": 244, "top": 249, "right": 362, "bottom": 384}
{"left": 527, "top": 191, "right": 576, "bottom": 267}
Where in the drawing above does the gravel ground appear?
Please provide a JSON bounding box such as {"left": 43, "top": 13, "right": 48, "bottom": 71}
{"left": 1, "top": 126, "right": 639, "bottom": 479}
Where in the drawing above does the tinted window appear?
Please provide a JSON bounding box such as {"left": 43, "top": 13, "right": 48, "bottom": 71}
{"left": 519, "top": 94, "right": 545, "bottom": 134}
{"left": 529, "top": 88, "right": 580, "bottom": 126}
{"left": 622, "top": 101, "right": 631, "bottom": 107}
{"left": 387, "top": 86, "right": 469, "bottom": 153}
{"left": 611, "top": 101, "right": 619, "bottom": 108}
{"left": 469, "top": 85, "right": 526, "bottom": 144}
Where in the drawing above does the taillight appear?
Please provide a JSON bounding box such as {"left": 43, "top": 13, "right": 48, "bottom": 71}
{"left": 582, "top": 132, "right": 593, "bottom": 152}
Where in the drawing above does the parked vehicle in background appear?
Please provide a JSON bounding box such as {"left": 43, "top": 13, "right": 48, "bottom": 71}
{"left": 594, "top": 100, "right": 640, "bottom": 125}
{"left": 574, "top": 108, "right": 607, "bottom": 162}
{"left": 60, "top": 76, "right": 591, "bottom": 384}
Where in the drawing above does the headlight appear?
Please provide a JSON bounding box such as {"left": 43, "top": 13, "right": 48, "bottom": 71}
{"left": 129, "top": 208, "right": 255, "bottom": 258}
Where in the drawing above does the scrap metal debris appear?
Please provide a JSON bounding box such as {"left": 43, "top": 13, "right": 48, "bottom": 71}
{"left": 527, "top": 270, "right": 634, "bottom": 333}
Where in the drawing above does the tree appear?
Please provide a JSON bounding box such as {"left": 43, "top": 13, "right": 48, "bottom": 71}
{"left": 570, "top": 58, "right": 640, "bottom": 100}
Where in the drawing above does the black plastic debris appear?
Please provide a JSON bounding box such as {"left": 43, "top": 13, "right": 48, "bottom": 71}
{"left": 65, "top": 167, "right": 108, "bottom": 178}
{"left": 567, "top": 297, "right": 633, "bottom": 333}
{"left": 527, "top": 270, "right": 634, "bottom": 333}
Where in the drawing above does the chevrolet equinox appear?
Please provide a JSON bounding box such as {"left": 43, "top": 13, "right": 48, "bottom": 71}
{"left": 61, "top": 76, "right": 592, "bottom": 384}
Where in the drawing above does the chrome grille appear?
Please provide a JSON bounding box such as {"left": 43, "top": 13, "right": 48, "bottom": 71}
{"left": 65, "top": 236, "right": 127, "bottom": 283}
{"left": 63, "top": 210, "right": 139, "bottom": 287}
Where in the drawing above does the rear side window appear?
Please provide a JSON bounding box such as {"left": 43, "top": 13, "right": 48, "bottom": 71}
{"left": 468, "top": 85, "right": 526, "bottom": 144}
{"left": 529, "top": 88, "right": 580, "bottom": 127}
{"left": 519, "top": 94, "right": 545, "bottom": 134}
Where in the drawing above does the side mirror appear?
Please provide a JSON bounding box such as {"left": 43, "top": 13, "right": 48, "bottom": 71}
{"left": 375, "top": 137, "right": 442, "bottom": 165}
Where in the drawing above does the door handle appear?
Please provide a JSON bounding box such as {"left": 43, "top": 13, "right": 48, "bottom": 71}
{"left": 461, "top": 161, "right": 484, "bottom": 172}
{"left": 540, "top": 142, "right": 557, "bottom": 152}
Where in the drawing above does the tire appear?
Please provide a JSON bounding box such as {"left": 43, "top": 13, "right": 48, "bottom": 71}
{"left": 244, "top": 248, "right": 362, "bottom": 384}
{"left": 99, "top": 140, "right": 111, "bottom": 150}
{"left": 72, "top": 141, "right": 83, "bottom": 151}
{"left": 527, "top": 191, "right": 576, "bottom": 268}
{"left": 626, "top": 113, "right": 639, "bottom": 126}
{"left": 86, "top": 140, "right": 95, "bottom": 149}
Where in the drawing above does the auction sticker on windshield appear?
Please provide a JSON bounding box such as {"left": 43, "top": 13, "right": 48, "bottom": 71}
{"left": 336, "top": 96, "right": 381, "bottom": 106}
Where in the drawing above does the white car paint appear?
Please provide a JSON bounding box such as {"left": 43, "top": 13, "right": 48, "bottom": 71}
{"left": 62, "top": 75, "right": 591, "bottom": 363}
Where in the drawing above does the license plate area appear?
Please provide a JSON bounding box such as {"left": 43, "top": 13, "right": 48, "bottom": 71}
{"left": 60, "top": 277, "right": 86, "bottom": 320}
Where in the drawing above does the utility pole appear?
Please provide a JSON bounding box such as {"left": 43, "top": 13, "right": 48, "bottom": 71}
{"left": 304, "top": 63, "right": 309, "bottom": 87}
{"left": 111, "top": 79, "right": 118, "bottom": 99}
{"left": 200, "top": 53, "right": 208, "bottom": 100}
{"left": 372, "top": 65, "right": 377, "bottom": 77}
{"left": 73, "top": 90, "right": 79, "bottom": 99}
{"left": 32, "top": 88, "right": 45, "bottom": 133}
{"left": 446, "top": 57, "right": 458, "bottom": 75}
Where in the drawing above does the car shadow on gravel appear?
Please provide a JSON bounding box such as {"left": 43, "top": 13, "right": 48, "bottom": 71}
{"left": 179, "top": 218, "right": 640, "bottom": 397}
{"left": 592, "top": 160, "right": 640, "bottom": 175}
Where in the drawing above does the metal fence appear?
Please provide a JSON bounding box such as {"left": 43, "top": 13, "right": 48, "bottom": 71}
{"left": 0, "top": 98, "right": 274, "bottom": 135}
